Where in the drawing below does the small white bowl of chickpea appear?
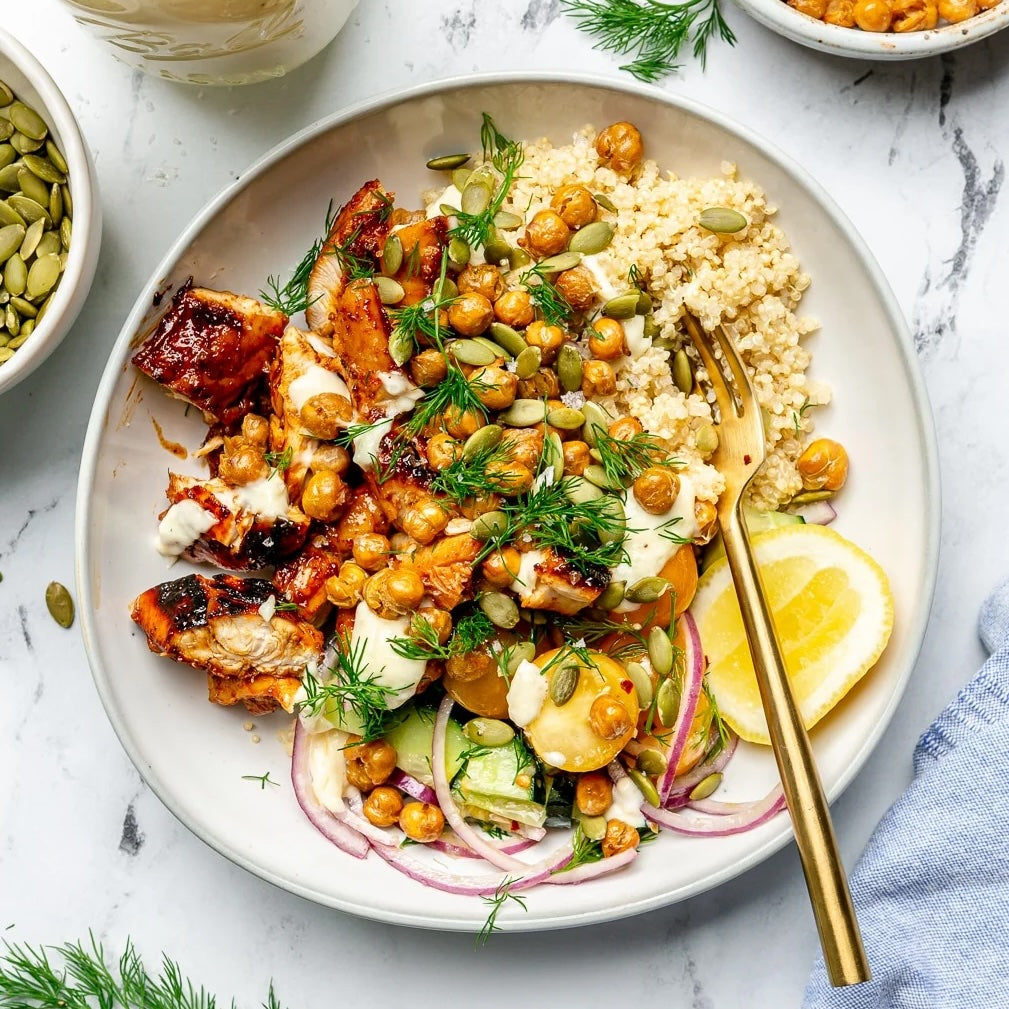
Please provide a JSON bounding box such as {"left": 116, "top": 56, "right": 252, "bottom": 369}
{"left": 734, "top": 0, "right": 1008, "bottom": 56}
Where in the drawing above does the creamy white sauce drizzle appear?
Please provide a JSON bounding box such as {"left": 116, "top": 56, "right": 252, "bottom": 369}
{"left": 352, "top": 417, "right": 394, "bottom": 471}
{"left": 258, "top": 594, "right": 277, "bottom": 623}
{"left": 350, "top": 602, "right": 427, "bottom": 710}
{"left": 580, "top": 253, "right": 621, "bottom": 301}
{"left": 605, "top": 774, "right": 647, "bottom": 827}
{"left": 156, "top": 499, "right": 217, "bottom": 558}
{"left": 231, "top": 474, "right": 290, "bottom": 520}
{"left": 288, "top": 364, "right": 351, "bottom": 415}
{"left": 507, "top": 659, "right": 548, "bottom": 728}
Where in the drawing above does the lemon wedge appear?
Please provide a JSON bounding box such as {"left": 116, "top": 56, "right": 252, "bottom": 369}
{"left": 690, "top": 524, "right": 894, "bottom": 745}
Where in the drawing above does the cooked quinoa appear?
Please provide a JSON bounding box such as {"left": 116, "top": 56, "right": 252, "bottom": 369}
{"left": 501, "top": 128, "right": 826, "bottom": 511}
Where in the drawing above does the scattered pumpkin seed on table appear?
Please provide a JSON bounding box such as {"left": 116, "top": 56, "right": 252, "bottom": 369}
{"left": 45, "top": 581, "right": 75, "bottom": 628}
{"left": 0, "top": 79, "right": 72, "bottom": 367}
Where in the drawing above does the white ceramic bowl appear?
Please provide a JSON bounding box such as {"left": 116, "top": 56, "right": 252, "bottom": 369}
{"left": 733, "top": 0, "right": 1009, "bottom": 58}
{"left": 0, "top": 27, "right": 101, "bottom": 396}
{"left": 76, "top": 73, "right": 939, "bottom": 931}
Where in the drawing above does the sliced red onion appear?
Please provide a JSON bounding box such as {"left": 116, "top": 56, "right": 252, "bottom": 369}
{"left": 388, "top": 769, "right": 439, "bottom": 805}
{"left": 342, "top": 789, "right": 404, "bottom": 848}
{"left": 663, "top": 732, "right": 739, "bottom": 808}
{"left": 643, "top": 785, "right": 785, "bottom": 837}
{"left": 546, "top": 845, "right": 638, "bottom": 885}
{"left": 658, "top": 610, "right": 706, "bottom": 805}
{"left": 430, "top": 832, "right": 538, "bottom": 860}
{"left": 791, "top": 500, "right": 837, "bottom": 525}
{"left": 291, "top": 720, "right": 369, "bottom": 859}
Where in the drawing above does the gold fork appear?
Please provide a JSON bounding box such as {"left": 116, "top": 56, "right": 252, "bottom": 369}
{"left": 682, "top": 311, "right": 870, "bottom": 987}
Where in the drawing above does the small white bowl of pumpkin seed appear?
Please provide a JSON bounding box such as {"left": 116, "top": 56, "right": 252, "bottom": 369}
{"left": 0, "top": 27, "right": 100, "bottom": 396}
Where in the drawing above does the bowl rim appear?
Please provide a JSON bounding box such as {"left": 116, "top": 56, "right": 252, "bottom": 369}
{"left": 75, "top": 70, "right": 941, "bottom": 929}
{"left": 0, "top": 26, "right": 101, "bottom": 395}
{"left": 731, "top": 0, "right": 1009, "bottom": 58}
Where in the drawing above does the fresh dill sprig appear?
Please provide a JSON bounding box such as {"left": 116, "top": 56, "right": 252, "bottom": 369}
{"left": 481, "top": 112, "right": 524, "bottom": 173}
{"left": 792, "top": 398, "right": 814, "bottom": 436}
{"left": 657, "top": 515, "right": 691, "bottom": 545}
{"left": 260, "top": 200, "right": 335, "bottom": 316}
{"left": 702, "top": 676, "right": 731, "bottom": 756}
{"left": 400, "top": 367, "right": 489, "bottom": 444}
{"left": 562, "top": 0, "right": 736, "bottom": 81}
{"left": 592, "top": 428, "right": 679, "bottom": 487}
{"left": 429, "top": 439, "right": 514, "bottom": 505}
{"left": 263, "top": 445, "right": 293, "bottom": 478}
{"left": 274, "top": 600, "right": 300, "bottom": 612}
{"left": 521, "top": 263, "right": 573, "bottom": 327}
{"left": 241, "top": 771, "right": 279, "bottom": 790}
{"left": 557, "top": 612, "right": 647, "bottom": 651}
{"left": 477, "top": 877, "right": 528, "bottom": 945}
{"left": 557, "top": 822, "right": 605, "bottom": 874}
{"left": 390, "top": 609, "right": 495, "bottom": 663}
{"left": 540, "top": 638, "right": 598, "bottom": 675}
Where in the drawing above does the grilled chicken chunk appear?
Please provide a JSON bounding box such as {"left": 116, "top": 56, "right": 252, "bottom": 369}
{"left": 272, "top": 542, "right": 344, "bottom": 624}
{"left": 133, "top": 283, "right": 286, "bottom": 426}
{"left": 514, "top": 548, "right": 608, "bottom": 616}
{"left": 207, "top": 673, "right": 302, "bottom": 714}
{"left": 131, "top": 573, "right": 323, "bottom": 683}
{"left": 160, "top": 471, "right": 310, "bottom": 570}
{"left": 412, "top": 533, "right": 482, "bottom": 611}
{"left": 331, "top": 486, "right": 390, "bottom": 553}
{"left": 387, "top": 216, "right": 449, "bottom": 306}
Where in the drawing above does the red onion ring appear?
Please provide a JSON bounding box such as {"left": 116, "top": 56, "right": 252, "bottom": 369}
{"left": 663, "top": 732, "right": 739, "bottom": 808}
{"left": 291, "top": 719, "right": 370, "bottom": 859}
{"left": 658, "top": 610, "right": 705, "bottom": 804}
{"left": 643, "top": 785, "right": 785, "bottom": 837}
{"left": 546, "top": 845, "right": 638, "bottom": 885}
{"left": 388, "top": 768, "right": 439, "bottom": 805}
{"left": 791, "top": 500, "right": 837, "bottom": 525}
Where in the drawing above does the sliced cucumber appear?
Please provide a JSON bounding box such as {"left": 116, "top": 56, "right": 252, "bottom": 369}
{"left": 454, "top": 738, "right": 546, "bottom": 828}
{"left": 700, "top": 507, "right": 805, "bottom": 572}
{"left": 384, "top": 706, "right": 468, "bottom": 787}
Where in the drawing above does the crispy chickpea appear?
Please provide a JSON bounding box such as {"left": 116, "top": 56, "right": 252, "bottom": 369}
{"left": 607, "top": 416, "right": 643, "bottom": 442}
{"left": 399, "top": 801, "right": 445, "bottom": 843}
{"left": 458, "top": 263, "right": 505, "bottom": 302}
{"left": 694, "top": 499, "right": 718, "bottom": 545}
{"left": 325, "top": 568, "right": 364, "bottom": 609}
{"left": 589, "top": 694, "right": 633, "bottom": 741}
{"left": 446, "top": 647, "right": 498, "bottom": 682}
{"left": 302, "top": 470, "right": 346, "bottom": 522}
{"left": 442, "top": 405, "right": 482, "bottom": 439}
{"left": 470, "top": 365, "right": 519, "bottom": 411}
{"left": 494, "top": 289, "right": 535, "bottom": 328}
{"left": 362, "top": 786, "right": 404, "bottom": 827}
{"left": 517, "top": 367, "right": 560, "bottom": 400}
{"left": 426, "top": 431, "right": 462, "bottom": 471}
{"left": 563, "top": 440, "right": 591, "bottom": 477}
{"left": 525, "top": 320, "right": 565, "bottom": 364}
{"left": 853, "top": 0, "right": 892, "bottom": 29}
{"left": 410, "top": 348, "right": 448, "bottom": 388}
{"left": 501, "top": 427, "right": 544, "bottom": 470}
{"left": 582, "top": 359, "right": 617, "bottom": 398}
{"left": 482, "top": 545, "right": 522, "bottom": 588}
{"left": 892, "top": 0, "right": 939, "bottom": 26}
{"left": 575, "top": 772, "right": 613, "bottom": 816}
{"left": 218, "top": 442, "right": 268, "bottom": 486}
{"left": 788, "top": 0, "right": 828, "bottom": 14}
{"left": 448, "top": 292, "right": 494, "bottom": 337}
{"left": 595, "top": 122, "right": 643, "bottom": 175}
{"left": 823, "top": 0, "right": 856, "bottom": 22}
{"left": 633, "top": 467, "right": 681, "bottom": 516}
{"left": 937, "top": 0, "right": 975, "bottom": 18}
{"left": 555, "top": 266, "right": 596, "bottom": 312}
{"left": 550, "top": 184, "right": 598, "bottom": 230}
{"left": 602, "top": 818, "right": 639, "bottom": 858}
{"left": 345, "top": 739, "right": 398, "bottom": 790}
{"left": 412, "top": 606, "right": 453, "bottom": 646}
{"left": 485, "top": 460, "right": 535, "bottom": 496}
{"left": 389, "top": 532, "right": 418, "bottom": 555}
{"left": 299, "top": 392, "right": 352, "bottom": 440}
{"left": 352, "top": 532, "right": 391, "bottom": 572}
{"left": 797, "top": 438, "right": 849, "bottom": 492}
{"left": 588, "top": 318, "right": 627, "bottom": 360}
{"left": 363, "top": 568, "right": 414, "bottom": 618}
{"left": 241, "top": 413, "right": 269, "bottom": 446}
{"left": 400, "top": 498, "right": 450, "bottom": 545}
{"left": 310, "top": 443, "right": 351, "bottom": 475}
{"left": 522, "top": 209, "right": 571, "bottom": 258}
{"left": 386, "top": 566, "right": 426, "bottom": 611}
{"left": 338, "top": 561, "right": 369, "bottom": 595}
{"left": 978, "top": 0, "right": 998, "bottom": 9}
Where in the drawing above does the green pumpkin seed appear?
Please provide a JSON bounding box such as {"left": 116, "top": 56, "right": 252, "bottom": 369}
{"left": 4, "top": 254, "right": 25, "bottom": 296}
{"left": 580, "top": 401, "right": 611, "bottom": 447}
{"left": 498, "top": 397, "right": 546, "bottom": 427}
{"left": 511, "top": 347, "right": 538, "bottom": 381}
{"left": 60, "top": 183, "right": 72, "bottom": 219}
{"left": 17, "top": 317, "right": 33, "bottom": 338}
{"left": 49, "top": 183, "right": 62, "bottom": 227}
{"left": 0, "top": 82, "right": 12, "bottom": 106}
{"left": 479, "top": 591, "right": 520, "bottom": 630}
{"left": 36, "top": 231, "right": 60, "bottom": 260}
{"left": 493, "top": 210, "right": 523, "bottom": 231}
{"left": 26, "top": 253, "right": 60, "bottom": 300}
{"left": 22, "top": 154, "right": 65, "bottom": 185}
{"left": 0, "top": 200, "right": 21, "bottom": 229}
{"left": 388, "top": 326, "right": 413, "bottom": 367}
{"left": 625, "top": 576, "right": 670, "bottom": 604}
{"left": 487, "top": 321, "right": 528, "bottom": 357}
{"left": 460, "top": 180, "right": 492, "bottom": 216}
{"left": 0, "top": 332, "right": 8, "bottom": 347}
{"left": 45, "top": 139, "right": 68, "bottom": 175}
{"left": 5, "top": 304, "right": 18, "bottom": 335}
{"left": 637, "top": 748, "right": 667, "bottom": 776}
{"left": 627, "top": 767, "right": 661, "bottom": 807}
{"left": 625, "top": 660, "right": 653, "bottom": 709}
{"left": 0, "top": 143, "right": 14, "bottom": 168}
{"left": 546, "top": 406, "right": 585, "bottom": 431}
{"left": 549, "top": 663, "right": 580, "bottom": 707}
{"left": 568, "top": 220, "right": 614, "bottom": 256}
{"left": 0, "top": 223, "right": 24, "bottom": 262}
{"left": 508, "top": 246, "right": 532, "bottom": 270}
{"left": 0, "top": 346, "right": 12, "bottom": 364}
{"left": 689, "top": 772, "right": 723, "bottom": 801}
{"left": 580, "top": 814, "right": 607, "bottom": 840}
{"left": 463, "top": 717, "right": 514, "bottom": 747}
{"left": 596, "top": 580, "right": 625, "bottom": 611}
{"left": 10, "top": 132, "right": 43, "bottom": 155}
{"left": 380, "top": 233, "right": 402, "bottom": 276}
{"left": 789, "top": 489, "right": 834, "bottom": 506}
{"left": 505, "top": 640, "right": 536, "bottom": 674}
{"left": 11, "top": 296, "right": 37, "bottom": 319}
{"left": 470, "top": 509, "right": 509, "bottom": 542}
{"left": 563, "top": 475, "right": 604, "bottom": 505}
{"left": 45, "top": 581, "right": 75, "bottom": 628}
{"left": 448, "top": 338, "right": 497, "bottom": 367}
{"left": 59, "top": 215, "right": 71, "bottom": 251}
{"left": 695, "top": 422, "right": 719, "bottom": 454}
{"left": 643, "top": 315, "right": 661, "bottom": 340}
{"left": 636, "top": 290, "right": 652, "bottom": 314}
{"left": 673, "top": 349, "right": 694, "bottom": 394}
{"left": 473, "top": 335, "right": 509, "bottom": 359}
{"left": 451, "top": 167, "right": 471, "bottom": 190}
{"left": 8, "top": 194, "right": 49, "bottom": 226}
{"left": 698, "top": 207, "right": 748, "bottom": 234}
{"left": 427, "top": 152, "right": 470, "bottom": 171}
{"left": 592, "top": 193, "right": 617, "bottom": 213}
{"left": 557, "top": 344, "right": 583, "bottom": 393}
{"left": 0, "top": 164, "right": 21, "bottom": 192}
{"left": 35, "top": 292, "right": 52, "bottom": 323}
{"left": 373, "top": 275, "right": 404, "bottom": 305}
{"left": 9, "top": 102, "right": 47, "bottom": 141}
{"left": 597, "top": 497, "right": 626, "bottom": 544}
{"left": 656, "top": 677, "right": 681, "bottom": 727}
{"left": 448, "top": 236, "right": 470, "bottom": 268}
{"left": 536, "top": 251, "right": 581, "bottom": 273}
{"left": 647, "top": 626, "right": 674, "bottom": 677}
{"left": 542, "top": 430, "right": 564, "bottom": 483}
{"left": 20, "top": 217, "right": 43, "bottom": 259}
{"left": 583, "top": 464, "right": 619, "bottom": 490}
{"left": 463, "top": 423, "right": 503, "bottom": 459}
{"left": 601, "top": 291, "right": 639, "bottom": 320}
{"left": 483, "top": 233, "right": 513, "bottom": 265}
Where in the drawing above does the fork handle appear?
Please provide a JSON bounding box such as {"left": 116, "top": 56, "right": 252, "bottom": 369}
{"left": 720, "top": 506, "right": 870, "bottom": 987}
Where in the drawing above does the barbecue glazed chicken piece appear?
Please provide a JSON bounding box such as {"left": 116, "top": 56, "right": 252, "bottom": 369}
{"left": 130, "top": 574, "right": 322, "bottom": 713}
{"left": 513, "top": 548, "right": 608, "bottom": 616}
{"left": 132, "top": 282, "right": 286, "bottom": 427}
{"left": 272, "top": 541, "right": 344, "bottom": 624}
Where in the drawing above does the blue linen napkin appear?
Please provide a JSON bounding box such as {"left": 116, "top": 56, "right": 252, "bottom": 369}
{"left": 803, "top": 579, "right": 1009, "bottom": 1006}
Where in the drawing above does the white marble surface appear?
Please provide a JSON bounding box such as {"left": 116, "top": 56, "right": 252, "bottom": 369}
{"left": 1, "top": 1, "right": 1007, "bottom": 1004}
